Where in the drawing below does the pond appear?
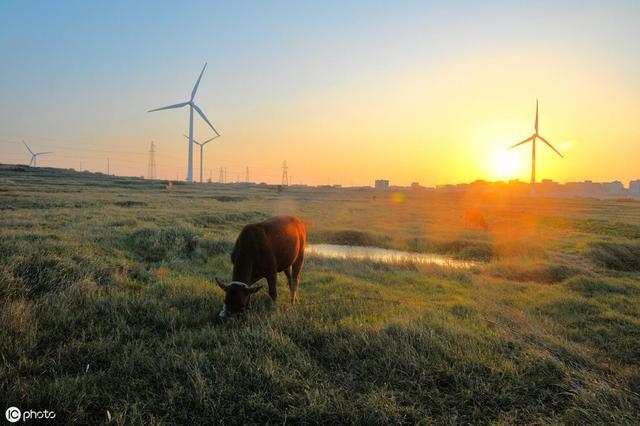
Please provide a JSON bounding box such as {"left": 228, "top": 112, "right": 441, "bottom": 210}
{"left": 306, "top": 244, "right": 477, "bottom": 269}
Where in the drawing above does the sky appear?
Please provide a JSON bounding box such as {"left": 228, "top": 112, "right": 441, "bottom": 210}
{"left": 1, "top": 0, "right": 639, "bottom": 186}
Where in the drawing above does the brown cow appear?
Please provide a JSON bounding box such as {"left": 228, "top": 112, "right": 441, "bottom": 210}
{"left": 463, "top": 210, "right": 489, "bottom": 231}
{"left": 215, "top": 215, "right": 306, "bottom": 317}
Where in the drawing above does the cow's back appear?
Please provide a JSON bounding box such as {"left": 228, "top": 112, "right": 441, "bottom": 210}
{"left": 232, "top": 216, "right": 305, "bottom": 278}
{"left": 259, "top": 216, "right": 305, "bottom": 271}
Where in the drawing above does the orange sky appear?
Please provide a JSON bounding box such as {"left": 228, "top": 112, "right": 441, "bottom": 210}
{"left": 1, "top": 2, "right": 639, "bottom": 186}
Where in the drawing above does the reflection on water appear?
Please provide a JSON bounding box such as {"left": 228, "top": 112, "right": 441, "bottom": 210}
{"left": 306, "top": 244, "right": 476, "bottom": 269}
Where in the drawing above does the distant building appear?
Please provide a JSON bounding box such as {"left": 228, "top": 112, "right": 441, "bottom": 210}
{"left": 606, "top": 181, "right": 624, "bottom": 193}
{"left": 375, "top": 179, "right": 389, "bottom": 190}
{"left": 538, "top": 179, "right": 562, "bottom": 193}
{"left": 435, "top": 183, "right": 458, "bottom": 192}
{"left": 411, "top": 182, "right": 425, "bottom": 191}
{"left": 566, "top": 180, "right": 600, "bottom": 194}
{"left": 629, "top": 180, "right": 640, "bottom": 194}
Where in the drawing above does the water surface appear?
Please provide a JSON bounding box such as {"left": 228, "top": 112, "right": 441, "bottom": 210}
{"left": 307, "top": 244, "right": 476, "bottom": 269}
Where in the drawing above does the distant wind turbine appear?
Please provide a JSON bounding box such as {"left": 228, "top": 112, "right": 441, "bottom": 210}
{"left": 148, "top": 63, "right": 220, "bottom": 182}
{"left": 23, "top": 141, "right": 52, "bottom": 167}
{"left": 183, "top": 134, "right": 219, "bottom": 183}
{"left": 507, "top": 100, "right": 563, "bottom": 191}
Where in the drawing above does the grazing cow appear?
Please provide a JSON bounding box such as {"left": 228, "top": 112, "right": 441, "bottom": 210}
{"left": 216, "top": 215, "right": 306, "bottom": 317}
{"left": 463, "top": 210, "right": 489, "bottom": 231}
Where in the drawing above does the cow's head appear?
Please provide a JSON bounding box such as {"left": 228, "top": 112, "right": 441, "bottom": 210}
{"left": 215, "top": 277, "right": 264, "bottom": 318}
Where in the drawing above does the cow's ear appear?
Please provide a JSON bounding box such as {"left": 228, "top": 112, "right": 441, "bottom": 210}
{"left": 215, "top": 277, "right": 227, "bottom": 291}
{"left": 248, "top": 284, "right": 264, "bottom": 294}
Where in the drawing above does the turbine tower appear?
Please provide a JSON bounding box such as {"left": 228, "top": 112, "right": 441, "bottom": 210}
{"left": 183, "top": 134, "right": 219, "bottom": 183}
{"left": 147, "top": 141, "right": 157, "bottom": 179}
{"left": 281, "top": 160, "right": 289, "bottom": 186}
{"left": 148, "top": 63, "right": 220, "bottom": 182}
{"left": 507, "top": 100, "right": 563, "bottom": 192}
{"left": 23, "top": 141, "right": 52, "bottom": 167}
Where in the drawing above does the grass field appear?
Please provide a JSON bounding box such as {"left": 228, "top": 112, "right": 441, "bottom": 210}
{"left": 1, "top": 164, "right": 640, "bottom": 424}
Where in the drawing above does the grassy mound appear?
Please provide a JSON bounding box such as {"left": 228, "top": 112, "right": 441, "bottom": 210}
{"left": 126, "top": 227, "right": 196, "bottom": 262}
{"left": 564, "top": 275, "right": 640, "bottom": 297}
{"left": 192, "top": 211, "right": 269, "bottom": 227}
{"left": 587, "top": 241, "right": 640, "bottom": 271}
{"left": 489, "top": 262, "right": 581, "bottom": 284}
{"left": 407, "top": 237, "right": 493, "bottom": 261}
{"left": 312, "top": 229, "right": 392, "bottom": 248}
{"left": 210, "top": 195, "right": 247, "bottom": 202}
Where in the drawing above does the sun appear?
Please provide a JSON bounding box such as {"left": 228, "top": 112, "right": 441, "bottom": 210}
{"left": 490, "top": 149, "right": 521, "bottom": 180}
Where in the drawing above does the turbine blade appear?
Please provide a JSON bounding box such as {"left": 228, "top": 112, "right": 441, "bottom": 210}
{"left": 183, "top": 134, "right": 201, "bottom": 145}
{"left": 202, "top": 135, "right": 220, "bottom": 145}
{"left": 192, "top": 103, "right": 219, "bottom": 135}
{"left": 29, "top": 156, "right": 34, "bottom": 166}
{"left": 148, "top": 101, "right": 189, "bottom": 113}
{"left": 23, "top": 141, "right": 34, "bottom": 155}
{"left": 507, "top": 135, "right": 535, "bottom": 150}
{"left": 535, "top": 99, "right": 539, "bottom": 133}
{"left": 191, "top": 63, "right": 207, "bottom": 101}
{"left": 36, "top": 152, "right": 53, "bottom": 155}
{"left": 538, "top": 135, "right": 564, "bottom": 158}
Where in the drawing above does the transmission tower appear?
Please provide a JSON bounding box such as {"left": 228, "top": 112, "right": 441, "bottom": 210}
{"left": 245, "top": 166, "right": 250, "bottom": 183}
{"left": 281, "top": 161, "right": 289, "bottom": 186}
{"left": 224, "top": 167, "right": 228, "bottom": 184}
{"left": 208, "top": 169, "right": 212, "bottom": 183}
{"left": 147, "top": 141, "right": 157, "bottom": 179}
{"left": 219, "top": 167, "right": 224, "bottom": 183}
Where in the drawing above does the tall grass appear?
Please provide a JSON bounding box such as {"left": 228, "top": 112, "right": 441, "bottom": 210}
{"left": 1, "top": 165, "right": 639, "bottom": 424}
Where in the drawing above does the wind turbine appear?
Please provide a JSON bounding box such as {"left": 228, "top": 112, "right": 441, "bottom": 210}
{"left": 183, "top": 134, "right": 219, "bottom": 183}
{"left": 23, "top": 141, "right": 52, "bottom": 167}
{"left": 148, "top": 63, "right": 220, "bottom": 182}
{"left": 507, "top": 100, "right": 563, "bottom": 192}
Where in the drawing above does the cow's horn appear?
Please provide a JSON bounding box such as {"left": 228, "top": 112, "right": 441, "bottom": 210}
{"left": 215, "top": 276, "right": 228, "bottom": 290}
{"left": 229, "top": 281, "right": 249, "bottom": 289}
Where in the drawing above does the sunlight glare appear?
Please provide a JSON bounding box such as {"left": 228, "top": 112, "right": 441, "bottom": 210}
{"left": 491, "top": 150, "right": 520, "bottom": 180}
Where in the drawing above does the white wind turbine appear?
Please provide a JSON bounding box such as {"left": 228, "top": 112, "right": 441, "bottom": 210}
{"left": 183, "top": 134, "right": 219, "bottom": 183}
{"left": 23, "top": 141, "right": 53, "bottom": 167}
{"left": 507, "top": 100, "right": 563, "bottom": 193}
{"left": 148, "top": 63, "right": 220, "bottom": 182}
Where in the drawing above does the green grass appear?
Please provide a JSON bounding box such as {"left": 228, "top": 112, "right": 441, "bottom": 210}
{"left": 1, "top": 165, "right": 640, "bottom": 424}
{"left": 587, "top": 241, "right": 640, "bottom": 272}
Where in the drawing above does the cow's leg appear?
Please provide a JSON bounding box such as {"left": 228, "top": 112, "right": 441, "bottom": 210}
{"left": 284, "top": 266, "right": 295, "bottom": 305}
{"left": 291, "top": 251, "right": 304, "bottom": 304}
{"left": 266, "top": 271, "right": 278, "bottom": 304}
